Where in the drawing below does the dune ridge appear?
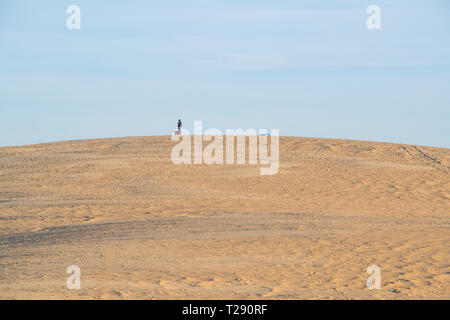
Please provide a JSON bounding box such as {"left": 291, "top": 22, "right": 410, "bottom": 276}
{"left": 0, "top": 136, "right": 448, "bottom": 299}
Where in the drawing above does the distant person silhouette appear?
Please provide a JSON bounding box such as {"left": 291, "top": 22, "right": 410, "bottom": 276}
{"left": 177, "top": 119, "right": 182, "bottom": 135}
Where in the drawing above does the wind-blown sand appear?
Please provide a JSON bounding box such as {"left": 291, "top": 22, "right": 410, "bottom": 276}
{"left": 0, "top": 136, "right": 448, "bottom": 299}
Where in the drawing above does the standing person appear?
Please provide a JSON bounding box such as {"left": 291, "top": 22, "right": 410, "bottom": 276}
{"left": 177, "top": 119, "right": 182, "bottom": 135}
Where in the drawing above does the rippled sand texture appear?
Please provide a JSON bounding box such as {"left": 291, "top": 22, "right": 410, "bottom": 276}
{"left": 0, "top": 136, "right": 448, "bottom": 299}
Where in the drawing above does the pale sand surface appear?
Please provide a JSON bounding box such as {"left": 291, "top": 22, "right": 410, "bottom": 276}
{"left": 0, "top": 136, "right": 448, "bottom": 299}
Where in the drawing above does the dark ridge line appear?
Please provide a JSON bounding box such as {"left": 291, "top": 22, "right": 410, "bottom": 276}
{"left": 413, "top": 146, "right": 450, "bottom": 170}
{"left": 399, "top": 146, "right": 448, "bottom": 174}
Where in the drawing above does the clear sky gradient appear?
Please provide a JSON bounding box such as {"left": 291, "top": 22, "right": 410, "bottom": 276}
{"left": 1, "top": 0, "right": 449, "bottom": 147}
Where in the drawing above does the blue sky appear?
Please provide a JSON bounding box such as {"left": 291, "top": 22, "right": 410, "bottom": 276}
{"left": 1, "top": 0, "right": 449, "bottom": 147}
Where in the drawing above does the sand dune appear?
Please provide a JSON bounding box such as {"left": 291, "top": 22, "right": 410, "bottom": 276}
{"left": 0, "top": 136, "right": 448, "bottom": 299}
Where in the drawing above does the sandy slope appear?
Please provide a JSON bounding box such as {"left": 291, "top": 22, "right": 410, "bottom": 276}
{"left": 0, "top": 136, "right": 448, "bottom": 299}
